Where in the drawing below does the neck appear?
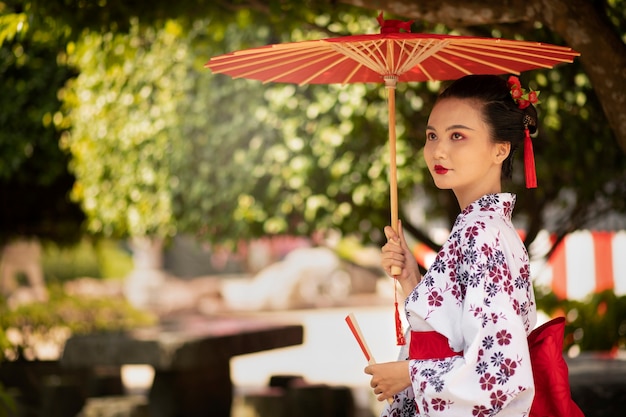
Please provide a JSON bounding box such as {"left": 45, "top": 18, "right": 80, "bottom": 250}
{"left": 454, "top": 185, "right": 502, "bottom": 211}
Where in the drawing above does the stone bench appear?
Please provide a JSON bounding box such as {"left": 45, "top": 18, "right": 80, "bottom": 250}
{"left": 61, "top": 315, "right": 304, "bottom": 417}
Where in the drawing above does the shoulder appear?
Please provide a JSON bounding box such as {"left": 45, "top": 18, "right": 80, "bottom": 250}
{"left": 451, "top": 214, "right": 502, "bottom": 248}
{"left": 453, "top": 195, "right": 516, "bottom": 246}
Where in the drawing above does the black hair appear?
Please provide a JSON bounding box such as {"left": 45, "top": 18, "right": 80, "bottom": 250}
{"left": 437, "top": 74, "right": 538, "bottom": 180}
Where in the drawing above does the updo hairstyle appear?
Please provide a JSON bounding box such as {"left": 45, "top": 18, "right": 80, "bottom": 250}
{"left": 436, "top": 74, "right": 538, "bottom": 180}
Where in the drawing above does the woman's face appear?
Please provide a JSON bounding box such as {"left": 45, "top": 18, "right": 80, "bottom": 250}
{"left": 424, "top": 98, "right": 510, "bottom": 208}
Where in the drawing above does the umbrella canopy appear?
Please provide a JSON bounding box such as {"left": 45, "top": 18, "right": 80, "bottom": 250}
{"left": 205, "top": 13, "right": 579, "bottom": 344}
{"left": 207, "top": 32, "right": 579, "bottom": 86}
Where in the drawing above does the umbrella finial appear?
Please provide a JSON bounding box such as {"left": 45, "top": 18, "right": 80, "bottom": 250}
{"left": 377, "top": 11, "right": 413, "bottom": 34}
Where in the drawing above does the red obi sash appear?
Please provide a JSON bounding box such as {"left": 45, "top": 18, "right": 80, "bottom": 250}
{"left": 409, "top": 331, "right": 463, "bottom": 360}
{"left": 527, "top": 317, "right": 585, "bottom": 417}
{"left": 408, "top": 320, "right": 585, "bottom": 417}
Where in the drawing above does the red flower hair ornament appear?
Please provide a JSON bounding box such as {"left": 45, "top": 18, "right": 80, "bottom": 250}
{"left": 508, "top": 75, "right": 540, "bottom": 109}
{"left": 508, "top": 76, "right": 540, "bottom": 188}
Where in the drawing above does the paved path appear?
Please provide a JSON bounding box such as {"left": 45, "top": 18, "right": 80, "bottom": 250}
{"left": 229, "top": 297, "right": 404, "bottom": 415}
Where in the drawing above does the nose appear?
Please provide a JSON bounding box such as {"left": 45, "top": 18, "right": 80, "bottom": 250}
{"left": 426, "top": 138, "right": 447, "bottom": 161}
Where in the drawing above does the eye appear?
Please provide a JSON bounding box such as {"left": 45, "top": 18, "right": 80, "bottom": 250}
{"left": 450, "top": 132, "right": 465, "bottom": 141}
{"left": 426, "top": 131, "right": 437, "bottom": 141}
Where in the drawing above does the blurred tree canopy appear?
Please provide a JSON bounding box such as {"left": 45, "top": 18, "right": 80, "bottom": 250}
{"left": 0, "top": 0, "right": 624, "bottom": 253}
{"left": 0, "top": 0, "right": 84, "bottom": 246}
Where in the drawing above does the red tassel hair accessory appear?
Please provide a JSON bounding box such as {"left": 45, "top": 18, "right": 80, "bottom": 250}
{"left": 508, "top": 76, "right": 539, "bottom": 189}
{"left": 523, "top": 116, "right": 537, "bottom": 188}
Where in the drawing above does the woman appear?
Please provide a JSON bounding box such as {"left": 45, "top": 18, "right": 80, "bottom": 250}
{"left": 366, "top": 74, "right": 539, "bottom": 416}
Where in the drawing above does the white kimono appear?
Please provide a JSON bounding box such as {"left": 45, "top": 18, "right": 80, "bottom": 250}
{"left": 382, "top": 193, "right": 537, "bottom": 417}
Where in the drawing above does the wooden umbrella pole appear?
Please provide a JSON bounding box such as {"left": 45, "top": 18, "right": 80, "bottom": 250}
{"left": 385, "top": 76, "right": 401, "bottom": 277}
{"left": 385, "top": 76, "right": 406, "bottom": 346}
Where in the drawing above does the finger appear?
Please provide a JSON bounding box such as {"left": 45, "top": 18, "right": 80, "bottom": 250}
{"left": 383, "top": 226, "right": 399, "bottom": 242}
{"left": 377, "top": 393, "right": 389, "bottom": 402}
{"left": 397, "top": 220, "right": 410, "bottom": 250}
{"left": 382, "top": 256, "right": 405, "bottom": 271}
{"left": 364, "top": 366, "right": 373, "bottom": 375}
{"left": 382, "top": 241, "right": 404, "bottom": 255}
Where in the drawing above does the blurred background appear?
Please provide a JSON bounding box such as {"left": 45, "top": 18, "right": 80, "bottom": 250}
{"left": 1, "top": 1, "right": 625, "bottom": 416}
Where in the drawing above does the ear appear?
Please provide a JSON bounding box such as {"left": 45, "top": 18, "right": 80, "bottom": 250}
{"left": 494, "top": 142, "right": 511, "bottom": 163}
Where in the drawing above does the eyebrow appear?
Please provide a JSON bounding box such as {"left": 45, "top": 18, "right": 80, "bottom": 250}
{"left": 426, "top": 124, "right": 475, "bottom": 131}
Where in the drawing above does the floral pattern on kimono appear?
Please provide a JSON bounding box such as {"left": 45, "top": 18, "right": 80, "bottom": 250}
{"left": 381, "top": 193, "right": 537, "bottom": 417}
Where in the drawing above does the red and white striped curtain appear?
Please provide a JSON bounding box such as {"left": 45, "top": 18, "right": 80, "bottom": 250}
{"left": 547, "top": 230, "right": 626, "bottom": 300}
{"left": 412, "top": 230, "right": 626, "bottom": 301}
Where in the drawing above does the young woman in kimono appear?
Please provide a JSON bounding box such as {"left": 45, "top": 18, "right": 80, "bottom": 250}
{"left": 367, "top": 74, "right": 539, "bottom": 417}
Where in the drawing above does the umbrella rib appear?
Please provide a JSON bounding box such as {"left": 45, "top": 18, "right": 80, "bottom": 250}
{"left": 208, "top": 40, "right": 322, "bottom": 64}
{"left": 209, "top": 45, "right": 336, "bottom": 73}
{"left": 442, "top": 48, "right": 544, "bottom": 72}
{"left": 330, "top": 40, "right": 389, "bottom": 74}
{"left": 446, "top": 44, "right": 573, "bottom": 67}
{"left": 428, "top": 54, "right": 478, "bottom": 76}
{"left": 214, "top": 50, "right": 353, "bottom": 82}
{"left": 396, "top": 39, "right": 449, "bottom": 74}
{"left": 387, "top": 40, "right": 396, "bottom": 74}
{"left": 300, "top": 57, "right": 367, "bottom": 85}
{"left": 330, "top": 38, "right": 450, "bottom": 77}
{"left": 450, "top": 39, "right": 580, "bottom": 64}
{"left": 260, "top": 54, "right": 354, "bottom": 84}
{"left": 416, "top": 63, "right": 435, "bottom": 81}
{"left": 453, "top": 38, "right": 579, "bottom": 55}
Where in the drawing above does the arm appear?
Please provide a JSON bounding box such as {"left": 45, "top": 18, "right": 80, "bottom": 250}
{"left": 364, "top": 220, "right": 421, "bottom": 402}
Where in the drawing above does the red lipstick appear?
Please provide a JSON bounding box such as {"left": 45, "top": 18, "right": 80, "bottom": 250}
{"left": 434, "top": 165, "right": 449, "bottom": 174}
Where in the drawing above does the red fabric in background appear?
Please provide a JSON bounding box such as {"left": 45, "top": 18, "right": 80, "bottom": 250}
{"left": 528, "top": 317, "right": 585, "bottom": 417}
{"left": 593, "top": 232, "right": 615, "bottom": 293}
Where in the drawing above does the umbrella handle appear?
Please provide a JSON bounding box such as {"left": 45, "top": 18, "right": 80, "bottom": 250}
{"left": 386, "top": 77, "right": 401, "bottom": 277}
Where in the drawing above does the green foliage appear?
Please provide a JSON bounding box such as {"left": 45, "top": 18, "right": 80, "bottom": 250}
{"left": 94, "top": 239, "right": 133, "bottom": 278}
{"left": 0, "top": 10, "right": 27, "bottom": 45}
{"left": 515, "top": 63, "right": 626, "bottom": 241}
{"left": 42, "top": 240, "right": 101, "bottom": 282}
{"left": 0, "top": 1, "right": 84, "bottom": 246}
{"left": 0, "top": 285, "right": 156, "bottom": 361}
{"left": 181, "top": 14, "right": 403, "bottom": 244}
{"left": 0, "top": 381, "right": 15, "bottom": 417}
{"left": 7, "top": 0, "right": 622, "bottom": 249}
{"left": 0, "top": 331, "right": 13, "bottom": 417}
{"left": 41, "top": 239, "right": 133, "bottom": 282}
{"left": 59, "top": 10, "right": 434, "bottom": 246}
{"left": 62, "top": 20, "right": 191, "bottom": 238}
{"left": 536, "top": 289, "right": 626, "bottom": 352}
{"left": 21, "top": 0, "right": 357, "bottom": 39}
